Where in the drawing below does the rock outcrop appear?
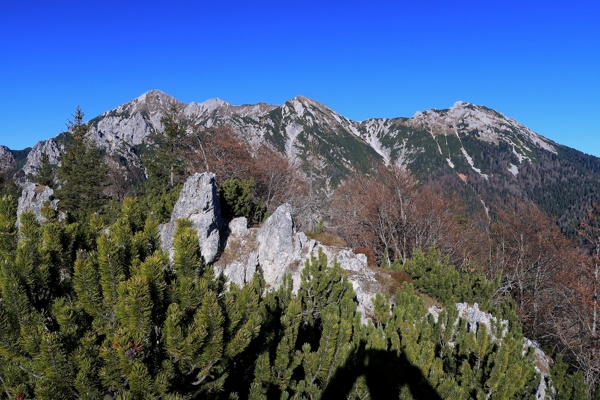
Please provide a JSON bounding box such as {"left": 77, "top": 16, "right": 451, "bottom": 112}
{"left": 255, "top": 203, "right": 310, "bottom": 289}
{"left": 429, "top": 302, "right": 554, "bottom": 400}
{"left": 0, "top": 145, "right": 16, "bottom": 176}
{"left": 156, "top": 173, "right": 555, "bottom": 399}
{"left": 159, "top": 173, "right": 222, "bottom": 264}
{"left": 22, "top": 139, "right": 63, "bottom": 178}
{"left": 212, "top": 202, "right": 385, "bottom": 319}
{"left": 16, "top": 183, "right": 59, "bottom": 226}
{"left": 156, "top": 173, "right": 393, "bottom": 320}
{"left": 214, "top": 205, "right": 313, "bottom": 289}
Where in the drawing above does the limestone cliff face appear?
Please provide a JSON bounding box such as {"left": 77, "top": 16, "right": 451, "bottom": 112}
{"left": 0, "top": 145, "right": 16, "bottom": 176}
{"left": 21, "top": 139, "right": 63, "bottom": 179}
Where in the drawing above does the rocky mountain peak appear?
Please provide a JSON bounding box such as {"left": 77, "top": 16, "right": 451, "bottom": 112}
{"left": 408, "top": 101, "right": 556, "bottom": 154}
{"left": 282, "top": 95, "right": 355, "bottom": 133}
{"left": 126, "top": 89, "right": 182, "bottom": 115}
{"left": 134, "top": 89, "right": 177, "bottom": 104}
{"left": 285, "top": 95, "right": 329, "bottom": 114}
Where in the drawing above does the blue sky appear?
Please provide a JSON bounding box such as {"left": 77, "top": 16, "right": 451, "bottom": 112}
{"left": 1, "top": 1, "right": 599, "bottom": 156}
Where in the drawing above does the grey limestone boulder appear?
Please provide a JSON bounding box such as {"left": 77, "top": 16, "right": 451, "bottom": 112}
{"left": 17, "top": 183, "right": 59, "bottom": 226}
{"left": 212, "top": 201, "right": 389, "bottom": 321}
{"left": 229, "top": 217, "right": 249, "bottom": 237}
{"left": 256, "top": 203, "right": 307, "bottom": 289}
{"left": 216, "top": 217, "right": 259, "bottom": 286}
{"left": 215, "top": 203, "right": 382, "bottom": 319}
{"left": 159, "top": 172, "right": 222, "bottom": 264}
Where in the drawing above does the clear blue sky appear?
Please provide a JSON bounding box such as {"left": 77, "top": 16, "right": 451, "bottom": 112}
{"left": 1, "top": 1, "right": 599, "bottom": 156}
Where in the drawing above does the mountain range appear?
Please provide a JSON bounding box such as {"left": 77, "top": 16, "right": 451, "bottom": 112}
{"left": 3, "top": 89, "right": 600, "bottom": 233}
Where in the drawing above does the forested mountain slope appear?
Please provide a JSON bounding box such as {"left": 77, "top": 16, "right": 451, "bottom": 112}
{"left": 6, "top": 90, "right": 600, "bottom": 233}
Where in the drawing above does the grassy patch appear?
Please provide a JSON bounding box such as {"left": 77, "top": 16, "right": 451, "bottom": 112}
{"left": 305, "top": 232, "right": 345, "bottom": 247}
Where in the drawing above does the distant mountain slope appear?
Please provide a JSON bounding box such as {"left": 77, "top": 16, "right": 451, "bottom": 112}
{"left": 7, "top": 90, "right": 600, "bottom": 232}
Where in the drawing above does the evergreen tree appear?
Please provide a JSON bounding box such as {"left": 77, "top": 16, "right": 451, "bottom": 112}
{"left": 56, "top": 107, "right": 108, "bottom": 219}
{"left": 218, "top": 178, "right": 264, "bottom": 223}
{"left": 30, "top": 152, "right": 55, "bottom": 188}
{"left": 142, "top": 105, "right": 187, "bottom": 222}
{"left": 144, "top": 105, "right": 186, "bottom": 190}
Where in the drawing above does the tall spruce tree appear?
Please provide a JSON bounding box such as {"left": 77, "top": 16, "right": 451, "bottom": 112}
{"left": 56, "top": 106, "right": 108, "bottom": 218}
{"left": 143, "top": 104, "right": 187, "bottom": 221}
{"left": 56, "top": 107, "right": 108, "bottom": 219}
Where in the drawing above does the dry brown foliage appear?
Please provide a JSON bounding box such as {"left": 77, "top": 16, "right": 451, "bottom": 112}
{"left": 330, "top": 165, "right": 474, "bottom": 266}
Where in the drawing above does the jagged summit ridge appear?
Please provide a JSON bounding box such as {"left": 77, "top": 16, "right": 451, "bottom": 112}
{"left": 184, "top": 98, "right": 276, "bottom": 120}
{"left": 13, "top": 89, "right": 585, "bottom": 223}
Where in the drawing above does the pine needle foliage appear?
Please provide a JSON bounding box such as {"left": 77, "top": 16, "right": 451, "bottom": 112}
{"left": 397, "top": 245, "right": 500, "bottom": 311}
{"left": 0, "top": 197, "right": 589, "bottom": 398}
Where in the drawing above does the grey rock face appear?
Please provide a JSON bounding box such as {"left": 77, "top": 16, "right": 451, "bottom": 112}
{"left": 256, "top": 203, "right": 306, "bottom": 289}
{"left": 159, "top": 172, "right": 222, "bottom": 264}
{"left": 214, "top": 217, "right": 259, "bottom": 286}
{"left": 214, "top": 202, "right": 382, "bottom": 319}
{"left": 17, "top": 183, "right": 59, "bottom": 226}
{"left": 229, "top": 217, "right": 249, "bottom": 237}
{"left": 88, "top": 90, "right": 182, "bottom": 151}
{"left": 0, "top": 146, "right": 16, "bottom": 176}
{"left": 455, "top": 302, "right": 508, "bottom": 338}
{"left": 524, "top": 338, "right": 554, "bottom": 399}
{"left": 22, "top": 139, "right": 63, "bottom": 178}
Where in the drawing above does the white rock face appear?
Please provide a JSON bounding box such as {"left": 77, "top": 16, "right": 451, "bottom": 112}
{"left": 159, "top": 173, "right": 222, "bottom": 264}
{"left": 455, "top": 302, "right": 507, "bottom": 337}
{"left": 17, "top": 183, "right": 59, "bottom": 226}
